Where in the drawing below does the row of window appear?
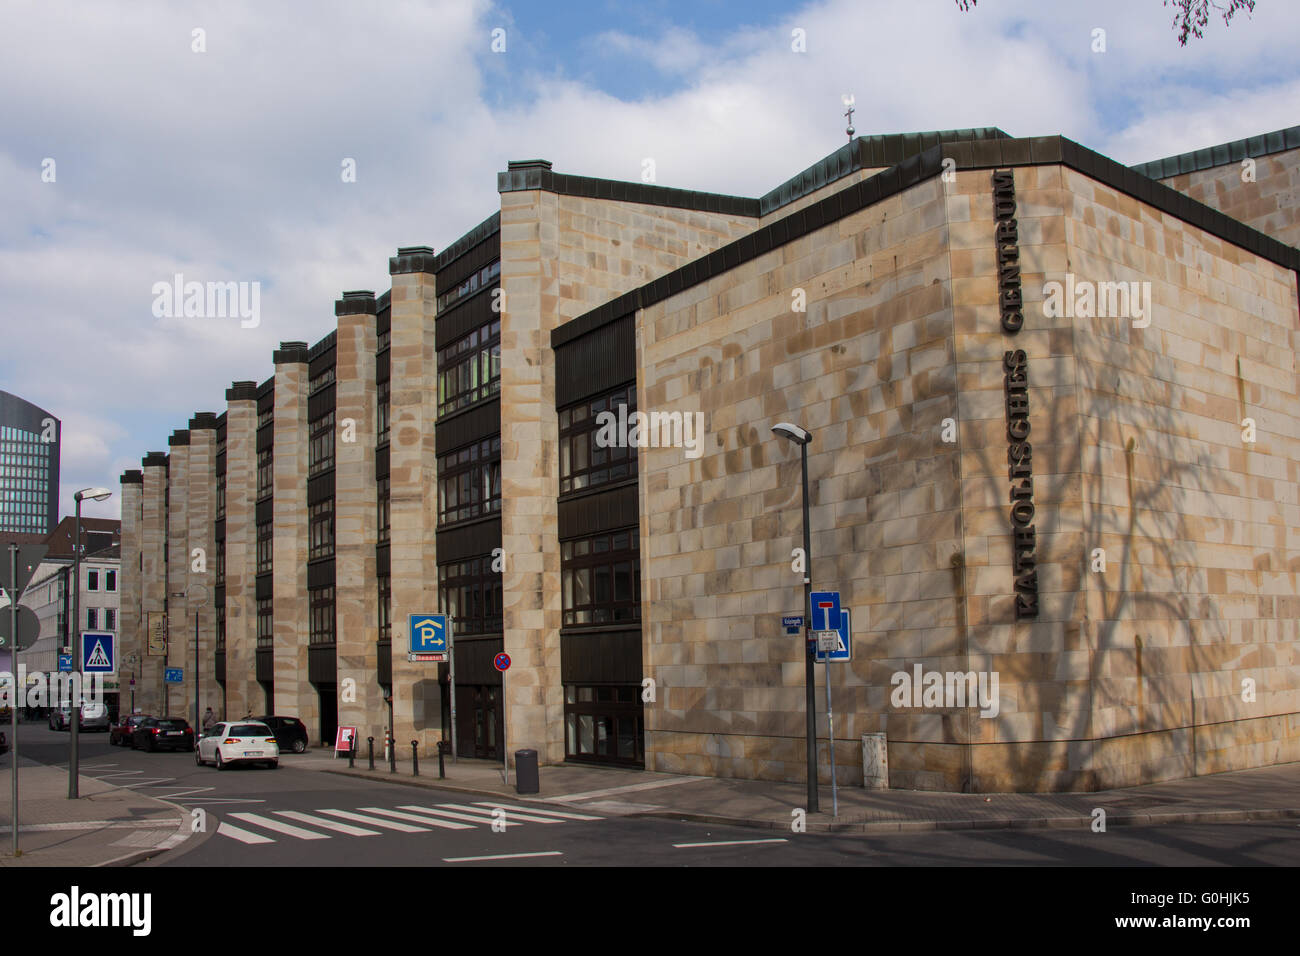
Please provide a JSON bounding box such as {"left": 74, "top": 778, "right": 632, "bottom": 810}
{"left": 436, "top": 259, "right": 501, "bottom": 314}
{"left": 559, "top": 384, "right": 638, "bottom": 495}
{"left": 85, "top": 608, "right": 116, "bottom": 630}
{"left": 85, "top": 569, "right": 117, "bottom": 592}
{"left": 437, "top": 321, "right": 501, "bottom": 416}
{"left": 438, "top": 437, "right": 500, "bottom": 526}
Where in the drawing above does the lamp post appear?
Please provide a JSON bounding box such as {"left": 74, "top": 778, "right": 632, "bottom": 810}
{"left": 70, "top": 486, "right": 112, "bottom": 800}
{"left": 771, "top": 423, "right": 818, "bottom": 814}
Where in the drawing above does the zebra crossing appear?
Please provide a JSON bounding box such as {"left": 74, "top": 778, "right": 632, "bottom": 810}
{"left": 215, "top": 801, "right": 602, "bottom": 845}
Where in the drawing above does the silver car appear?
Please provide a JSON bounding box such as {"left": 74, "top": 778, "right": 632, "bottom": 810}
{"left": 49, "top": 701, "right": 110, "bottom": 732}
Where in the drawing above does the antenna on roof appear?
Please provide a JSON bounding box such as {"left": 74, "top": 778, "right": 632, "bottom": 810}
{"left": 842, "top": 93, "right": 856, "bottom": 141}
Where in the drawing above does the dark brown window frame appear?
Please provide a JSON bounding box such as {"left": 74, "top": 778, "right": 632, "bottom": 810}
{"left": 308, "top": 500, "right": 334, "bottom": 560}
{"left": 437, "top": 437, "right": 501, "bottom": 526}
{"left": 438, "top": 555, "right": 503, "bottom": 637}
{"left": 561, "top": 528, "right": 640, "bottom": 628}
{"left": 437, "top": 319, "right": 501, "bottom": 416}
{"left": 559, "top": 383, "right": 637, "bottom": 496}
{"left": 308, "top": 585, "right": 335, "bottom": 645}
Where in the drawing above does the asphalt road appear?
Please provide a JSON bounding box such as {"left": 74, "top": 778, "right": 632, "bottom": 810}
{"left": 12, "top": 723, "right": 1300, "bottom": 867}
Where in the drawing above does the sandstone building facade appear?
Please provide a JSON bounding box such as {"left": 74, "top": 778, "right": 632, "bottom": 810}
{"left": 119, "top": 123, "right": 1300, "bottom": 792}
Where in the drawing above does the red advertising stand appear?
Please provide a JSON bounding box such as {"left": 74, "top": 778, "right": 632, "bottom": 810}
{"left": 334, "top": 725, "right": 358, "bottom": 759}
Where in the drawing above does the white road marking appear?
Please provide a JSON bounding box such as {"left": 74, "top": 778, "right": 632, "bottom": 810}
{"left": 216, "top": 821, "right": 275, "bottom": 845}
{"left": 396, "top": 805, "right": 521, "bottom": 826}
{"left": 316, "top": 809, "right": 442, "bottom": 832}
{"left": 228, "top": 812, "right": 329, "bottom": 841}
{"left": 274, "top": 811, "right": 380, "bottom": 836}
{"left": 672, "top": 838, "right": 788, "bottom": 848}
{"left": 357, "top": 807, "right": 473, "bottom": 829}
{"left": 472, "top": 802, "right": 602, "bottom": 821}
{"left": 541, "top": 776, "right": 707, "bottom": 803}
{"left": 429, "top": 803, "right": 564, "bottom": 824}
{"left": 443, "top": 851, "right": 563, "bottom": 863}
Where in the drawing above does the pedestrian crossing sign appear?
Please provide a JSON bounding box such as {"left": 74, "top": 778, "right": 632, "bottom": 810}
{"left": 82, "top": 631, "right": 115, "bottom": 673}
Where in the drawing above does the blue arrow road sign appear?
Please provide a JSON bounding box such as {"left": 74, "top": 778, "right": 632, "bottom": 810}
{"left": 409, "top": 614, "right": 449, "bottom": 654}
{"left": 164, "top": 668, "right": 184, "bottom": 684}
{"left": 58, "top": 654, "right": 73, "bottom": 673}
{"left": 82, "top": 631, "right": 115, "bottom": 673}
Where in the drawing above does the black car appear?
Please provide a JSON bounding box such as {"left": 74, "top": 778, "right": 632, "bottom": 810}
{"left": 253, "top": 715, "right": 309, "bottom": 754}
{"left": 132, "top": 717, "right": 195, "bottom": 752}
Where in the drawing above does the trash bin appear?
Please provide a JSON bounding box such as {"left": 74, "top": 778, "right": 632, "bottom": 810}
{"left": 514, "top": 748, "right": 539, "bottom": 794}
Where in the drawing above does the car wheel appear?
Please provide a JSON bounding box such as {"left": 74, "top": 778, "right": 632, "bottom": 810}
{"left": 215, "top": 751, "right": 227, "bottom": 771}
{"left": 194, "top": 748, "right": 204, "bottom": 766}
{"left": 268, "top": 761, "right": 279, "bottom": 770}
{"left": 292, "top": 739, "right": 306, "bottom": 754}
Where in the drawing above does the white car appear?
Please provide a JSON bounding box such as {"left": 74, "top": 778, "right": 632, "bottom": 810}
{"left": 195, "top": 720, "right": 279, "bottom": 770}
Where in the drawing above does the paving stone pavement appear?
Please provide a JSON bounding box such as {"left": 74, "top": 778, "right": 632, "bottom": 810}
{"left": 0, "top": 756, "right": 189, "bottom": 867}
{"left": 305, "top": 749, "right": 1300, "bottom": 834}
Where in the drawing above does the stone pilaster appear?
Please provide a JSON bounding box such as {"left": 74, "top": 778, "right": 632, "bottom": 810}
{"left": 138, "top": 453, "right": 169, "bottom": 715}
{"left": 223, "top": 382, "right": 258, "bottom": 720}
{"left": 334, "top": 292, "right": 382, "bottom": 737}
{"left": 387, "top": 247, "right": 441, "bottom": 754}
{"left": 498, "top": 186, "right": 566, "bottom": 766}
{"left": 272, "top": 343, "right": 312, "bottom": 731}
{"left": 186, "top": 414, "right": 219, "bottom": 728}
{"left": 118, "top": 471, "right": 143, "bottom": 711}
{"left": 164, "top": 432, "right": 189, "bottom": 719}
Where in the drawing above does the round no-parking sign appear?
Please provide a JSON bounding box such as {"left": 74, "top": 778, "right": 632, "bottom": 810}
{"left": 493, "top": 652, "right": 511, "bottom": 672}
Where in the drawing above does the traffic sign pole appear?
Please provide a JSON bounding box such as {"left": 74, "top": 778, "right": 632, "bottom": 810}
{"left": 448, "top": 618, "right": 457, "bottom": 762}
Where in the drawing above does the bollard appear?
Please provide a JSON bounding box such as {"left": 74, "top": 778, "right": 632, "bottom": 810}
{"left": 367, "top": 736, "right": 375, "bottom": 771}
{"left": 437, "top": 740, "right": 448, "bottom": 779}
{"left": 388, "top": 732, "right": 396, "bottom": 774}
{"left": 411, "top": 740, "right": 420, "bottom": 777}
{"left": 348, "top": 738, "right": 356, "bottom": 769}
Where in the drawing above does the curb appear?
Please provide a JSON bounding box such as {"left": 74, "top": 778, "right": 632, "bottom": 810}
{"left": 320, "top": 765, "right": 1300, "bottom": 836}
{"left": 634, "top": 806, "right": 1300, "bottom": 834}
{"left": 96, "top": 795, "right": 199, "bottom": 868}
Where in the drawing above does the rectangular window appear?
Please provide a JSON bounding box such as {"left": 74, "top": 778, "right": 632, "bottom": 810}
{"left": 257, "top": 406, "right": 273, "bottom": 429}
{"left": 105, "top": 609, "right": 115, "bottom": 631}
{"left": 87, "top": 608, "right": 97, "bottom": 629}
{"left": 106, "top": 570, "right": 117, "bottom": 592}
{"left": 309, "top": 585, "right": 335, "bottom": 645}
{"left": 564, "top": 683, "right": 644, "bottom": 767}
{"left": 257, "top": 598, "right": 273, "bottom": 648}
{"left": 437, "top": 320, "right": 501, "bottom": 416}
{"left": 378, "top": 574, "right": 391, "bottom": 643}
{"left": 377, "top": 477, "right": 390, "bottom": 542}
{"left": 309, "top": 367, "right": 335, "bottom": 394}
{"left": 309, "top": 501, "right": 334, "bottom": 560}
{"left": 377, "top": 379, "right": 390, "bottom": 446}
{"left": 309, "top": 410, "right": 335, "bottom": 476}
{"left": 215, "top": 542, "right": 226, "bottom": 586}
{"left": 256, "top": 521, "right": 273, "bottom": 574}
{"left": 438, "top": 555, "right": 503, "bottom": 637}
{"left": 215, "top": 473, "right": 226, "bottom": 519}
{"left": 257, "top": 448, "right": 273, "bottom": 499}
{"left": 437, "top": 437, "right": 501, "bottom": 526}
{"left": 559, "top": 383, "right": 638, "bottom": 495}
{"left": 561, "top": 529, "right": 640, "bottom": 628}
{"left": 86, "top": 570, "right": 99, "bottom": 592}
{"left": 215, "top": 604, "right": 226, "bottom": 652}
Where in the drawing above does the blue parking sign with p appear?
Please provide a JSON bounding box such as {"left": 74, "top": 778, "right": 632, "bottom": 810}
{"left": 409, "top": 614, "right": 448, "bottom": 653}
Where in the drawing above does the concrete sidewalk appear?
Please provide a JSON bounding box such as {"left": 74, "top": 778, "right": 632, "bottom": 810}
{"left": 298, "top": 747, "right": 1300, "bottom": 834}
{"left": 0, "top": 757, "right": 190, "bottom": 867}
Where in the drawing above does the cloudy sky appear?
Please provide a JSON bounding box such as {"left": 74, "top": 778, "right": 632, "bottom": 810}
{"left": 2, "top": 0, "right": 1296, "bottom": 521}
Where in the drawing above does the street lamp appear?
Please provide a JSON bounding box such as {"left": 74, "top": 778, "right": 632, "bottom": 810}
{"left": 70, "top": 486, "right": 112, "bottom": 800}
{"left": 770, "top": 424, "right": 819, "bottom": 814}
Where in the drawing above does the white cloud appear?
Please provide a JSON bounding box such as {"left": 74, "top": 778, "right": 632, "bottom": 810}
{"left": 1, "top": 0, "right": 1295, "bottom": 504}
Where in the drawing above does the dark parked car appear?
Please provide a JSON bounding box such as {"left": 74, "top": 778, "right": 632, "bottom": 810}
{"left": 0, "top": 729, "right": 7, "bottom": 755}
{"left": 253, "top": 716, "right": 309, "bottom": 754}
{"left": 132, "top": 717, "right": 194, "bottom": 752}
{"left": 110, "top": 714, "right": 153, "bottom": 746}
